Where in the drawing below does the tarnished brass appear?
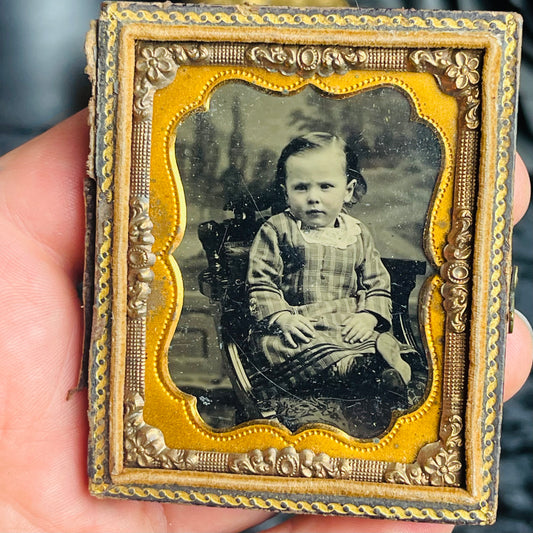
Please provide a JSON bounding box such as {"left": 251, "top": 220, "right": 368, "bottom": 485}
{"left": 85, "top": 1, "right": 521, "bottom": 525}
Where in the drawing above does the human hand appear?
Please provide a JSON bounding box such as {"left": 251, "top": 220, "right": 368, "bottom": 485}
{"left": 275, "top": 311, "right": 315, "bottom": 348}
{"left": 341, "top": 312, "right": 378, "bottom": 343}
{"left": 0, "top": 110, "right": 531, "bottom": 533}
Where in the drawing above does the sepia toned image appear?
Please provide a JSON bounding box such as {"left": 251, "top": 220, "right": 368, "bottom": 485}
{"left": 170, "top": 83, "right": 440, "bottom": 437}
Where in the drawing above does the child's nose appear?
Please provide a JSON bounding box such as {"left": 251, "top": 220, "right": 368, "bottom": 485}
{"left": 307, "top": 187, "right": 320, "bottom": 203}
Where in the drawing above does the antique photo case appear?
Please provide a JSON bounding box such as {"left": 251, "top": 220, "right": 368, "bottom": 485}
{"left": 85, "top": 2, "right": 522, "bottom": 525}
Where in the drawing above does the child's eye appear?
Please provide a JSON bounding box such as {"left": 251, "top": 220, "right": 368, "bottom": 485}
{"left": 293, "top": 184, "right": 308, "bottom": 191}
{"left": 321, "top": 183, "right": 334, "bottom": 190}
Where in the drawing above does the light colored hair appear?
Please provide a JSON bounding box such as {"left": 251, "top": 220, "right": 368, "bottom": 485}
{"left": 272, "top": 132, "right": 367, "bottom": 213}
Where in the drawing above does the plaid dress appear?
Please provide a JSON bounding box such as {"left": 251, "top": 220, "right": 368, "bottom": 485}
{"left": 247, "top": 211, "right": 394, "bottom": 398}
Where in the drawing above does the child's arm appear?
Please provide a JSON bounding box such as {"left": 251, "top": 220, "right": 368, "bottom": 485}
{"left": 354, "top": 224, "right": 393, "bottom": 330}
{"left": 247, "top": 220, "right": 292, "bottom": 320}
{"left": 247, "top": 220, "right": 315, "bottom": 347}
{"left": 340, "top": 223, "right": 392, "bottom": 343}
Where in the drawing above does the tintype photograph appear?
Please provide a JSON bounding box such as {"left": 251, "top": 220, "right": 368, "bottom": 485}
{"left": 170, "top": 83, "right": 437, "bottom": 438}
{"left": 85, "top": 2, "right": 522, "bottom": 524}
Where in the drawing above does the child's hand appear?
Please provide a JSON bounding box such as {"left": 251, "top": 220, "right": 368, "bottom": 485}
{"left": 274, "top": 312, "right": 315, "bottom": 348}
{"left": 342, "top": 312, "right": 378, "bottom": 343}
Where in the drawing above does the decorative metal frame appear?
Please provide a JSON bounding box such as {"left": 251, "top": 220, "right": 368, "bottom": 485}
{"left": 85, "top": 2, "right": 521, "bottom": 525}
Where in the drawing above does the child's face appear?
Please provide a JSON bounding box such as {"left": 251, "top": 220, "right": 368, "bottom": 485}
{"left": 284, "top": 144, "right": 355, "bottom": 228}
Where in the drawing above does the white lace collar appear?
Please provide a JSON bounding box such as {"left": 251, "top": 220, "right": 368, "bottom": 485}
{"left": 289, "top": 211, "right": 362, "bottom": 249}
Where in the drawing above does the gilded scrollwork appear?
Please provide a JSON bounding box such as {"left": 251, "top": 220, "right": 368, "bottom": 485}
{"left": 127, "top": 39, "right": 478, "bottom": 486}
{"left": 125, "top": 392, "right": 200, "bottom": 468}
{"left": 134, "top": 43, "right": 209, "bottom": 120}
{"left": 440, "top": 209, "right": 473, "bottom": 333}
{"left": 133, "top": 42, "right": 372, "bottom": 120}
{"left": 384, "top": 415, "right": 463, "bottom": 486}
{"left": 441, "top": 285, "right": 469, "bottom": 333}
{"left": 136, "top": 46, "right": 176, "bottom": 86}
{"left": 133, "top": 44, "right": 484, "bottom": 127}
{"left": 443, "top": 51, "right": 480, "bottom": 89}
{"left": 125, "top": 392, "right": 356, "bottom": 478}
{"left": 127, "top": 198, "right": 156, "bottom": 319}
{"left": 246, "top": 44, "right": 367, "bottom": 78}
{"left": 446, "top": 208, "right": 474, "bottom": 261}
{"left": 410, "top": 49, "right": 481, "bottom": 129}
{"left": 228, "top": 446, "right": 350, "bottom": 479}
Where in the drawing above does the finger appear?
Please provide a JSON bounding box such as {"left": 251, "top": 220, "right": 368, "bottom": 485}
{"left": 344, "top": 328, "right": 361, "bottom": 344}
{"left": 489, "top": 153, "right": 529, "bottom": 400}
{"left": 0, "top": 109, "right": 88, "bottom": 277}
{"left": 343, "top": 328, "right": 358, "bottom": 343}
{"left": 343, "top": 323, "right": 365, "bottom": 343}
{"left": 283, "top": 331, "right": 298, "bottom": 349}
{"left": 292, "top": 327, "right": 313, "bottom": 344}
{"left": 504, "top": 311, "right": 533, "bottom": 401}
{"left": 358, "top": 330, "right": 372, "bottom": 342}
{"left": 341, "top": 325, "right": 353, "bottom": 340}
{"left": 295, "top": 321, "right": 315, "bottom": 338}
{"left": 263, "top": 514, "right": 454, "bottom": 533}
{"left": 300, "top": 317, "right": 317, "bottom": 331}
{"left": 340, "top": 323, "right": 355, "bottom": 336}
{"left": 162, "top": 505, "right": 273, "bottom": 533}
{"left": 513, "top": 153, "right": 531, "bottom": 224}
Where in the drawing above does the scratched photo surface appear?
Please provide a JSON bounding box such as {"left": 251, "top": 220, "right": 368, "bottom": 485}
{"left": 169, "top": 82, "right": 441, "bottom": 438}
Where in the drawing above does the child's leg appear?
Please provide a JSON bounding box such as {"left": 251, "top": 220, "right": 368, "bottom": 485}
{"left": 334, "top": 354, "right": 358, "bottom": 378}
{"left": 376, "top": 333, "right": 411, "bottom": 385}
{"left": 331, "top": 353, "right": 390, "bottom": 402}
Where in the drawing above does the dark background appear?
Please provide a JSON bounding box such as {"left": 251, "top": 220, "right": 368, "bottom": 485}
{"left": 1, "top": 1, "right": 530, "bottom": 531}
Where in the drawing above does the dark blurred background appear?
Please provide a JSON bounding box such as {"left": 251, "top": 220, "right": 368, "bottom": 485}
{"left": 0, "top": 1, "right": 530, "bottom": 531}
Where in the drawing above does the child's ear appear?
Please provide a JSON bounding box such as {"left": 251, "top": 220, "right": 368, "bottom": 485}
{"left": 344, "top": 179, "right": 356, "bottom": 203}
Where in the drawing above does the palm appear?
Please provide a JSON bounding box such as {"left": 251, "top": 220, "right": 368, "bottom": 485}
{"left": 0, "top": 111, "right": 529, "bottom": 533}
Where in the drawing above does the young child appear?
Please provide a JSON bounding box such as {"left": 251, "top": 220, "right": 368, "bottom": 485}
{"left": 246, "top": 132, "right": 411, "bottom": 407}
